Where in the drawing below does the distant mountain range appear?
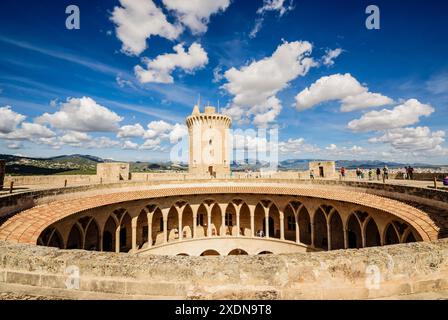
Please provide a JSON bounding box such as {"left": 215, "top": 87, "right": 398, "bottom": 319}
{"left": 0, "top": 154, "right": 445, "bottom": 176}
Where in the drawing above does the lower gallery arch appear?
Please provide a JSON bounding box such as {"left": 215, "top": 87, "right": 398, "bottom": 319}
{"left": 314, "top": 208, "right": 328, "bottom": 250}
{"left": 200, "top": 249, "right": 220, "bottom": 256}
{"left": 182, "top": 205, "right": 193, "bottom": 239}
{"left": 239, "top": 203, "right": 251, "bottom": 236}
{"left": 384, "top": 223, "right": 400, "bottom": 245}
{"left": 136, "top": 210, "right": 148, "bottom": 249}
{"left": 210, "top": 203, "right": 222, "bottom": 236}
{"left": 102, "top": 216, "right": 116, "bottom": 252}
{"left": 268, "top": 205, "right": 280, "bottom": 239}
{"left": 347, "top": 214, "right": 363, "bottom": 249}
{"left": 258, "top": 251, "right": 273, "bottom": 255}
{"left": 152, "top": 208, "right": 163, "bottom": 245}
{"left": 228, "top": 248, "right": 249, "bottom": 255}
{"left": 37, "top": 227, "right": 64, "bottom": 249}
{"left": 84, "top": 219, "right": 100, "bottom": 251}
{"left": 365, "top": 218, "right": 381, "bottom": 247}
{"left": 298, "top": 206, "right": 311, "bottom": 245}
{"left": 66, "top": 224, "right": 83, "bottom": 250}
{"left": 167, "top": 206, "right": 179, "bottom": 242}
{"left": 284, "top": 205, "right": 296, "bottom": 242}
{"left": 329, "top": 211, "right": 344, "bottom": 250}
{"left": 119, "top": 213, "right": 132, "bottom": 252}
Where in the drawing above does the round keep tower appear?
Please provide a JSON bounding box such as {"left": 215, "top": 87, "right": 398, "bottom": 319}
{"left": 186, "top": 105, "right": 232, "bottom": 177}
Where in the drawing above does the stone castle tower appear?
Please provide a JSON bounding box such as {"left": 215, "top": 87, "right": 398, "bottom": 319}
{"left": 186, "top": 105, "right": 232, "bottom": 176}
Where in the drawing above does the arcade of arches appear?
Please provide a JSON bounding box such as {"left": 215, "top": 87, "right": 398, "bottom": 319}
{"left": 37, "top": 193, "right": 422, "bottom": 256}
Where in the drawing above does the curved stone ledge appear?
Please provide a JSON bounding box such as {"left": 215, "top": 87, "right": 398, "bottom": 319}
{"left": 0, "top": 240, "right": 448, "bottom": 299}
{"left": 0, "top": 183, "right": 439, "bottom": 245}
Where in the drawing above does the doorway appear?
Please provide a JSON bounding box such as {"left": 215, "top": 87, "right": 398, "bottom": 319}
{"left": 319, "top": 166, "right": 324, "bottom": 178}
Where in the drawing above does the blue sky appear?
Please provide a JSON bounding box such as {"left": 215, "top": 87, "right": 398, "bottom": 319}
{"left": 0, "top": 0, "right": 447, "bottom": 164}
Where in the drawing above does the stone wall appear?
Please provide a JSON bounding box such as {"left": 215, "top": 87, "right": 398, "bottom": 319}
{"left": 0, "top": 160, "right": 5, "bottom": 190}
{"left": 0, "top": 239, "right": 447, "bottom": 299}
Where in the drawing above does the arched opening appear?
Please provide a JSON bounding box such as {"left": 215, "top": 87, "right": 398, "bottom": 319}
{"left": 404, "top": 231, "right": 417, "bottom": 243}
{"left": 177, "top": 253, "right": 189, "bottom": 256}
{"left": 365, "top": 218, "right": 381, "bottom": 247}
{"left": 102, "top": 216, "right": 116, "bottom": 252}
{"left": 119, "top": 213, "right": 132, "bottom": 252}
{"left": 284, "top": 205, "right": 296, "bottom": 242}
{"left": 151, "top": 207, "right": 164, "bottom": 245}
{"left": 200, "top": 249, "right": 220, "bottom": 256}
{"left": 239, "top": 203, "right": 251, "bottom": 236}
{"left": 210, "top": 203, "right": 222, "bottom": 236}
{"left": 329, "top": 211, "right": 344, "bottom": 250}
{"left": 182, "top": 205, "right": 193, "bottom": 239}
{"left": 258, "top": 251, "right": 273, "bottom": 255}
{"left": 136, "top": 210, "right": 148, "bottom": 249}
{"left": 196, "top": 204, "right": 207, "bottom": 238}
{"left": 347, "top": 214, "right": 362, "bottom": 249}
{"left": 38, "top": 227, "right": 64, "bottom": 249}
{"left": 384, "top": 223, "right": 400, "bottom": 245}
{"left": 268, "top": 205, "right": 280, "bottom": 238}
{"left": 228, "top": 248, "right": 249, "bottom": 255}
{"left": 314, "top": 208, "right": 328, "bottom": 250}
{"left": 298, "top": 206, "right": 311, "bottom": 245}
{"left": 167, "top": 206, "right": 179, "bottom": 241}
{"left": 254, "top": 203, "right": 265, "bottom": 237}
{"left": 66, "top": 224, "right": 82, "bottom": 249}
{"left": 224, "top": 203, "right": 237, "bottom": 236}
{"left": 84, "top": 219, "right": 100, "bottom": 251}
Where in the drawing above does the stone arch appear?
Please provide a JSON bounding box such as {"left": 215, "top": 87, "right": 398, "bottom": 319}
{"left": 347, "top": 214, "right": 363, "bottom": 249}
{"left": 314, "top": 207, "right": 328, "bottom": 250}
{"left": 102, "top": 215, "right": 116, "bottom": 252}
{"left": 329, "top": 210, "right": 344, "bottom": 250}
{"left": 210, "top": 203, "right": 222, "bottom": 236}
{"left": 66, "top": 223, "right": 83, "bottom": 249}
{"left": 284, "top": 204, "right": 296, "bottom": 242}
{"left": 258, "top": 251, "right": 273, "bottom": 255}
{"left": 37, "top": 227, "right": 64, "bottom": 249}
{"left": 404, "top": 230, "right": 417, "bottom": 243}
{"left": 182, "top": 205, "right": 193, "bottom": 239}
{"left": 196, "top": 204, "right": 207, "bottom": 238}
{"left": 384, "top": 223, "right": 400, "bottom": 245}
{"left": 239, "top": 202, "right": 251, "bottom": 236}
{"left": 200, "top": 249, "right": 220, "bottom": 256}
{"left": 84, "top": 218, "right": 100, "bottom": 251}
{"left": 254, "top": 203, "right": 265, "bottom": 237}
{"left": 119, "top": 213, "right": 132, "bottom": 252}
{"left": 365, "top": 217, "right": 381, "bottom": 247}
{"left": 136, "top": 210, "right": 148, "bottom": 249}
{"left": 228, "top": 248, "right": 249, "bottom": 255}
{"left": 268, "top": 204, "right": 280, "bottom": 238}
{"left": 177, "top": 253, "right": 189, "bottom": 256}
{"left": 151, "top": 207, "right": 164, "bottom": 245}
{"left": 298, "top": 206, "right": 311, "bottom": 245}
{"left": 167, "top": 206, "right": 179, "bottom": 241}
{"left": 224, "top": 203, "right": 236, "bottom": 236}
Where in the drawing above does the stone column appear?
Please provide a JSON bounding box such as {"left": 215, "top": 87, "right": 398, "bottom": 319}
{"left": 295, "top": 212, "right": 300, "bottom": 244}
{"left": 235, "top": 204, "right": 241, "bottom": 237}
{"left": 191, "top": 204, "right": 199, "bottom": 239}
{"left": 131, "top": 217, "right": 137, "bottom": 251}
{"left": 162, "top": 208, "right": 170, "bottom": 244}
{"left": 177, "top": 207, "right": 184, "bottom": 241}
{"left": 249, "top": 205, "right": 255, "bottom": 237}
{"left": 279, "top": 210, "right": 285, "bottom": 240}
{"left": 310, "top": 222, "right": 315, "bottom": 247}
{"left": 264, "top": 207, "right": 270, "bottom": 238}
{"left": 343, "top": 227, "right": 348, "bottom": 249}
{"left": 115, "top": 226, "right": 120, "bottom": 253}
{"left": 221, "top": 211, "right": 226, "bottom": 236}
{"left": 207, "top": 206, "right": 212, "bottom": 237}
{"left": 147, "top": 212, "right": 152, "bottom": 247}
{"left": 99, "top": 233, "right": 103, "bottom": 252}
{"left": 327, "top": 222, "right": 331, "bottom": 251}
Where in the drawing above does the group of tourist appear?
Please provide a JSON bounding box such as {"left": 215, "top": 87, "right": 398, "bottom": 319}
{"left": 340, "top": 166, "right": 390, "bottom": 181}
{"left": 403, "top": 166, "right": 414, "bottom": 180}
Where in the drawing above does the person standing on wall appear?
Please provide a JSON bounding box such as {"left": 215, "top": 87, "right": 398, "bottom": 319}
{"left": 340, "top": 167, "right": 346, "bottom": 179}
{"left": 376, "top": 168, "right": 381, "bottom": 181}
{"left": 383, "top": 165, "right": 389, "bottom": 180}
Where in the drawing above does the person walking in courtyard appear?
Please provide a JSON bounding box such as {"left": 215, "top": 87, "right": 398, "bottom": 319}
{"left": 376, "top": 168, "right": 381, "bottom": 180}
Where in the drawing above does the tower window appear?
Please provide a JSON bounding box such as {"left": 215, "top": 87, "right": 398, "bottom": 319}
{"left": 209, "top": 139, "right": 212, "bottom": 145}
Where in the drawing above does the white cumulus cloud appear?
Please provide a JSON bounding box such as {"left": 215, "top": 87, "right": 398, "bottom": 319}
{"left": 162, "top": 0, "right": 231, "bottom": 34}
{"left": 135, "top": 42, "right": 208, "bottom": 84}
{"left": 347, "top": 99, "right": 434, "bottom": 132}
{"left": 222, "top": 40, "right": 316, "bottom": 126}
{"left": 0, "top": 106, "right": 26, "bottom": 134}
{"left": 117, "top": 123, "right": 146, "bottom": 138}
{"left": 36, "top": 97, "right": 123, "bottom": 132}
{"left": 322, "top": 48, "right": 343, "bottom": 66}
{"left": 111, "top": 0, "right": 182, "bottom": 56}
{"left": 295, "top": 73, "right": 393, "bottom": 112}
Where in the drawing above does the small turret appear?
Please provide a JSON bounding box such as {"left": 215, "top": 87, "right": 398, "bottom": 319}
{"left": 192, "top": 105, "right": 200, "bottom": 115}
